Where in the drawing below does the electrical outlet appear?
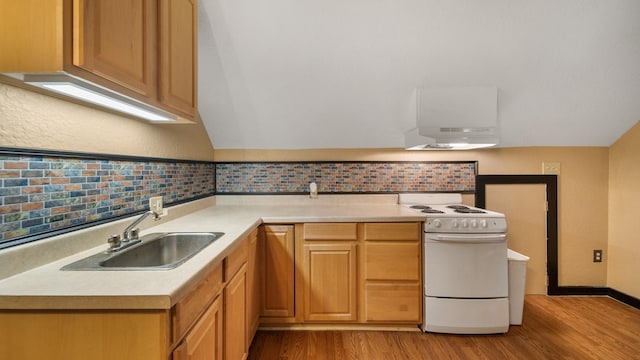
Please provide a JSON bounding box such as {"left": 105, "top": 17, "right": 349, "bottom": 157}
{"left": 593, "top": 249, "right": 603, "bottom": 263}
{"left": 543, "top": 162, "right": 561, "bottom": 175}
{"left": 149, "top": 196, "right": 163, "bottom": 214}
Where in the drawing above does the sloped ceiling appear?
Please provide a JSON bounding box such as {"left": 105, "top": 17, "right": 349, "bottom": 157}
{"left": 197, "top": 0, "right": 640, "bottom": 149}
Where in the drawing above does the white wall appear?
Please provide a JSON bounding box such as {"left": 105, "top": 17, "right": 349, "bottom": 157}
{"left": 199, "top": 0, "right": 640, "bottom": 149}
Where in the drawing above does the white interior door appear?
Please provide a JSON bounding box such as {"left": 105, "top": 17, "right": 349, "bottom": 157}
{"left": 486, "top": 184, "right": 548, "bottom": 295}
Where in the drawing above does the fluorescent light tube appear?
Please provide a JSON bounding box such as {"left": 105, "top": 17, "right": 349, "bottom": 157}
{"left": 23, "top": 74, "right": 176, "bottom": 122}
{"left": 41, "top": 83, "right": 172, "bottom": 121}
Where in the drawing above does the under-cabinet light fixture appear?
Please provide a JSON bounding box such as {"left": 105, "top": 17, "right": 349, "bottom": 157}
{"left": 22, "top": 74, "right": 176, "bottom": 122}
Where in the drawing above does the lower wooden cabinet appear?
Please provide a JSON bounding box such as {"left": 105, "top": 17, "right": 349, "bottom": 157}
{"left": 362, "top": 222, "right": 422, "bottom": 323}
{"left": 260, "top": 225, "right": 295, "bottom": 319}
{"left": 303, "top": 243, "right": 358, "bottom": 322}
{"left": 0, "top": 310, "right": 169, "bottom": 360}
{"left": 300, "top": 223, "right": 359, "bottom": 322}
{"left": 363, "top": 282, "right": 421, "bottom": 322}
{"left": 172, "top": 264, "right": 224, "bottom": 343}
{"left": 295, "top": 222, "right": 422, "bottom": 325}
{"left": 0, "top": 222, "right": 422, "bottom": 359}
{"left": 225, "top": 264, "right": 248, "bottom": 360}
{"left": 246, "top": 228, "right": 260, "bottom": 340}
{"left": 364, "top": 242, "right": 421, "bottom": 281}
{"left": 171, "top": 262, "right": 224, "bottom": 359}
{"left": 173, "top": 295, "right": 223, "bottom": 360}
{"left": 0, "top": 230, "right": 258, "bottom": 360}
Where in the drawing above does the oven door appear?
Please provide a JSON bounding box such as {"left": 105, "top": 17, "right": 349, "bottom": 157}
{"left": 425, "top": 233, "right": 508, "bottom": 298}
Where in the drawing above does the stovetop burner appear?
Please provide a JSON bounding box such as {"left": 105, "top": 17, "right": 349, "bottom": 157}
{"left": 454, "top": 208, "right": 487, "bottom": 214}
{"left": 422, "top": 209, "right": 445, "bottom": 214}
{"left": 446, "top": 205, "right": 469, "bottom": 210}
{"left": 409, "top": 204, "right": 450, "bottom": 214}
{"left": 410, "top": 205, "right": 432, "bottom": 210}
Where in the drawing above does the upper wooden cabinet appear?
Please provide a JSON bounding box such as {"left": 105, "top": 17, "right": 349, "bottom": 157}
{"left": 159, "top": 0, "right": 197, "bottom": 117}
{"left": 73, "top": 0, "right": 157, "bottom": 98}
{"left": 0, "top": 0, "right": 198, "bottom": 122}
{"left": 0, "top": 0, "right": 64, "bottom": 72}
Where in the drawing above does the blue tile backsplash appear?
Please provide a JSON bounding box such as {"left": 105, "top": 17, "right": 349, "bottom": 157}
{"left": 1, "top": 148, "right": 477, "bottom": 249}
{"left": 216, "top": 161, "right": 476, "bottom": 194}
{"left": 0, "top": 151, "right": 215, "bottom": 248}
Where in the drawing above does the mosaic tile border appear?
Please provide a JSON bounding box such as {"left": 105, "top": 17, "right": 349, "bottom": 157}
{"left": 0, "top": 148, "right": 215, "bottom": 249}
{"left": 215, "top": 161, "right": 477, "bottom": 194}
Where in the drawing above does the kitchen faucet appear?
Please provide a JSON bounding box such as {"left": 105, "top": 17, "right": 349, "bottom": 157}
{"left": 107, "top": 210, "right": 161, "bottom": 252}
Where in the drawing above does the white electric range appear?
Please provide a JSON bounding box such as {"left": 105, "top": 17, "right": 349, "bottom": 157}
{"left": 399, "top": 193, "right": 510, "bottom": 334}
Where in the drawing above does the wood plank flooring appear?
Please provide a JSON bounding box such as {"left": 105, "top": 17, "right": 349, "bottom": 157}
{"left": 248, "top": 295, "right": 640, "bottom": 359}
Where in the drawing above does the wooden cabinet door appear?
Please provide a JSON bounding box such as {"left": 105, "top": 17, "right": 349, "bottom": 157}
{"left": 173, "top": 296, "right": 223, "bottom": 360}
{"left": 172, "top": 264, "right": 224, "bottom": 344}
{"left": 159, "top": 0, "right": 197, "bottom": 117}
{"left": 73, "top": 0, "right": 157, "bottom": 97}
{"left": 246, "top": 229, "right": 260, "bottom": 343}
{"left": 261, "top": 225, "right": 295, "bottom": 318}
{"left": 0, "top": 311, "right": 168, "bottom": 360}
{"left": 225, "top": 263, "right": 248, "bottom": 360}
{"left": 303, "top": 243, "right": 357, "bottom": 322}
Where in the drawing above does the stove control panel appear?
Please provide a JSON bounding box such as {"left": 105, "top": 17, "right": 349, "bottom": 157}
{"left": 424, "top": 217, "right": 507, "bottom": 233}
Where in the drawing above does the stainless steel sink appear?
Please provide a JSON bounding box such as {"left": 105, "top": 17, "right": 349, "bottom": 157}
{"left": 62, "top": 232, "right": 224, "bottom": 270}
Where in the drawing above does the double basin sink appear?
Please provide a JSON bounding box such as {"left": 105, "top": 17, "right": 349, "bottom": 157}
{"left": 62, "top": 232, "right": 224, "bottom": 271}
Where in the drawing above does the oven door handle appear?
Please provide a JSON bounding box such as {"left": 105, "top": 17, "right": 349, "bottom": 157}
{"left": 431, "top": 234, "right": 507, "bottom": 243}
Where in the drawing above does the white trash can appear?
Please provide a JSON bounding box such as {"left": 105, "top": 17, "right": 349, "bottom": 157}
{"left": 507, "top": 249, "right": 529, "bottom": 325}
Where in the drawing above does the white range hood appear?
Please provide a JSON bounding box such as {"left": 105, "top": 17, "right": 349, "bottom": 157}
{"left": 405, "top": 87, "right": 499, "bottom": 150}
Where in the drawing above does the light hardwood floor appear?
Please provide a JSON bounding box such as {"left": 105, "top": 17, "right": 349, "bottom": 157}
{"left": 248, "top": 295, "right": 640, "bottom": 359}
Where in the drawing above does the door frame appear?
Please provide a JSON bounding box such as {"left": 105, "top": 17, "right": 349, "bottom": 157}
{"left": 475, "top": 174, "right": 608, "bottom": 296}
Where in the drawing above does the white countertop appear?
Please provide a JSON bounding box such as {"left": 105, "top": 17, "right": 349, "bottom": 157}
{"left": 0, "top": 199, "right": 425, "bottom": 310}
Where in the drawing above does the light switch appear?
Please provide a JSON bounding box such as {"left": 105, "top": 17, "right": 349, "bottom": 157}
{"left": 542, "top": 162, "right": 560, "bottom": 175}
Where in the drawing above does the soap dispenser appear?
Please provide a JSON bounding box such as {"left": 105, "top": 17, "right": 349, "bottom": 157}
{"left": 309, "top": 182, "right": 318, "bottom": 199}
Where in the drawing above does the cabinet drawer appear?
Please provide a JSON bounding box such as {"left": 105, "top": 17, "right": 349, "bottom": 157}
{"left": 173, "top": 295, "right": 223, "bottom": 360}
{"left": 172, "top": 264, "right": 223, "bottom": 343}
{"left": 363, "top": 222, "right": 421, "bottom": 241}
{"left": 225, "top": 236, "right": 249, "bottom": 280}
{"left": 303, "top": 223, "right": 357, "bottom": 241}
{"left": 365, "top": 242, "right": 421, "bottom": 281}
{"left": 364, "top": 283, "right": 421, "bottom": 322}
